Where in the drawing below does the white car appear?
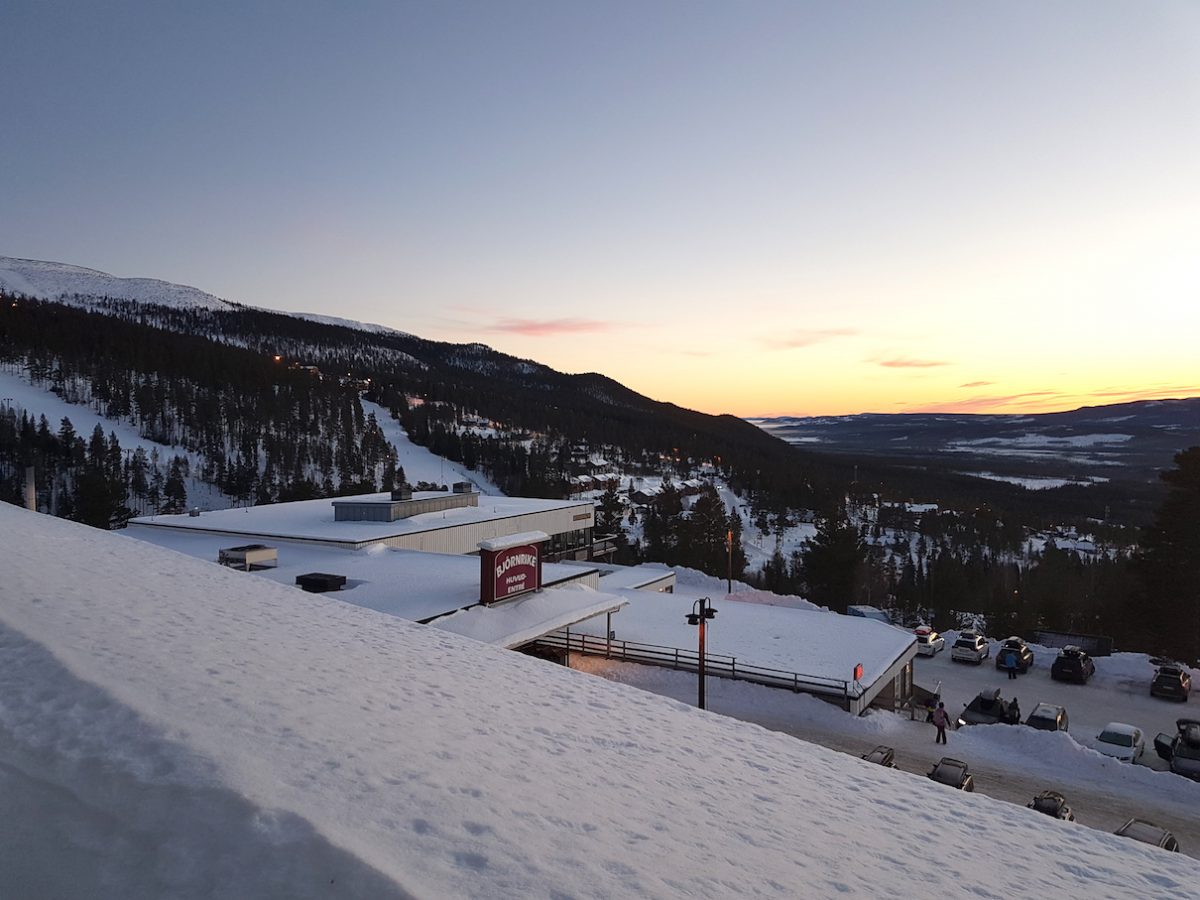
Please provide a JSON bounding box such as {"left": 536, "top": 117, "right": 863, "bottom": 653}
{"left": 914, "top": 627, "right": 945, "bottom": 656}
{"left": 1095, "top": 722, "right": 1146, "bottom": 763}
{"left": 951, "top": 632, "right": 990, "bottom": 665}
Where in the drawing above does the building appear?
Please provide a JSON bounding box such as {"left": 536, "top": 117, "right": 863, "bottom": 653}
{"left": 129, "top": 488, "right": 608, "bottom": 562}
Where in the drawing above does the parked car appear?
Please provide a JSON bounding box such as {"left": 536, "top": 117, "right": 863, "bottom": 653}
{"left": 1024, "top": 702, "right": 1069, "bottom": 732}
{"left": 1094, "top": 722, "right": 1146, "bottom": 763}
{"left": 927, "top": 757, "right": 974, "bottom": 791}
{"left": 1113, "top": 818, "right": 1180, "bottom": 852}
{"left": 1151, "top": 664, "right": 1192, "bottom": 702}
{"left": 1027, "top": 790, "right": 1075, "bottom": 821}
{"left": 1050, "top": 646, "right": 1095, "bottom": 684}
{"left": 995, "top": 636, "right": 1034, "bottom": 673}
{"left": 958, "top": 687, "right": 1020, "bottom": 727}
{"left": 1153, "top": 718, "right": 1200, "bottom": 781}
{"left": 951, "top": 632, "right": 991, "bottom": 665}
{"left": 914, "top": 626, "right": 945, "bottom": 657}
{"left": 861, "top": 745, "right": 896, "bottom": 768}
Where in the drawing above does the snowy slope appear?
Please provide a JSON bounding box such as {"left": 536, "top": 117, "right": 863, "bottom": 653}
{"left": 2, "top": 503, "right": 1197, "bottom": 898}
{"left": 0, "top": 256, "right": 241, "bottom": 311}
{"left": 0, "top": 255, "right": 408, "bottom": 336}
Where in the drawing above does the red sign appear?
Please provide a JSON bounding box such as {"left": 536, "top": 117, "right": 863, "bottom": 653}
{"left": 480, "top": 543, "right": 542, "bottom": 603}
{"left": 853, "top": 663, "right": 864, "bottom": 681}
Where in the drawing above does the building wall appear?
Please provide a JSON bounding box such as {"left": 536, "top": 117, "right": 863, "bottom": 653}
{"left": 373, "top": 506, "right": 595, "bottom": 554}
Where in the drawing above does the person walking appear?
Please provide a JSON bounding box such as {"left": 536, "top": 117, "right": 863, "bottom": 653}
{"left": 932, "top": 701, "right": 950, "bottom": 744}
{"left": 1005, "top": 650, "right": 1019, "bottom": 680}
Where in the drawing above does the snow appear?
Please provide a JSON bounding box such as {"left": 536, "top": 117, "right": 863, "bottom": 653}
{"left": 121, "top": 526, "right": 600, "bottom": 623}
{"left": 0, "top": 369, "right": 227, "bottom": 509}
{"left": 572, "top": 585, "right": 913, "bottom": 686}
{"left": 429, "top": 584, "right": 628, "bottom": 648}
{"left": 130, "top": 491, "right": 590, "bottom": 548}
{"left": 962, "top": 471, "right": 1094, "bottom": 490}
{"left": 0, "top": 256, "right": 410, "bottom": 338}
{"left": 952, "top": 433, "right": 1135, "bottom": 448}
{"left": 0, "top": 256, "right": 240, "bottom": 311}
{"left": 572, "top": 656, "right": 1200, "bottom": 855}
{"left": 5, "top": 505, "right": 1200, "bottom": 895}
{"left": 478, "top": 530, "right": 550, "bottom": 552}
{"left": 361, "top": 399, "right": 502, "bottom": 495}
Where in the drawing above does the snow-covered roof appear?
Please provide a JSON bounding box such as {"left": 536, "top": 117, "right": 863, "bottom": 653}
{"left": 575, "top": 588, "right": 914, "bottom": 686}
{"left": 129, "top": 492, "right": 591, "bottom": 546}
{"left": 122, "top": 525, "right": 596, "bottom": 623}
{"left": 478, "top": 531, "right": 550, "bottom": 552}
{"left": 4, "top": 504, "right": 1199, "bottom": 896}
{"left": 429, "top": 584, "right": 628, "bottom": 648}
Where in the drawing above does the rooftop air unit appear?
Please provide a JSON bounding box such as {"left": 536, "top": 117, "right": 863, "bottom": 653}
{"left": 295, "top": 573, "right": 347, "bottom": 593}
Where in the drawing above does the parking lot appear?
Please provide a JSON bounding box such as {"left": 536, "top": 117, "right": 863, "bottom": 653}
{"left": 573, "top": 635, "right": 1200, "bottom": 857}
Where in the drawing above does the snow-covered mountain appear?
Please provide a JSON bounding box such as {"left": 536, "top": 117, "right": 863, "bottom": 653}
{"left": 4, "top": 501, "right": 1197, "bottom": 897}
{"left": 0, "top": 255, "right": 408, "bottom": 337}
{"left": 0, "top": 256, "right": 241, "bottom": 312}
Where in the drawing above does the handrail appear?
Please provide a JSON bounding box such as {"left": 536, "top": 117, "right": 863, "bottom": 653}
{"left": 535, "top": 630, "right": 861, "bottom": 698}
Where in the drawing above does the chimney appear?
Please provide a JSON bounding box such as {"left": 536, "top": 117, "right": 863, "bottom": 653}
{"left": 24, "top": 466, "right": 35, "bottom": 511}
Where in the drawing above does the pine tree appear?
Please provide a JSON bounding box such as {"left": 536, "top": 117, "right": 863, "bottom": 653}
{"left": 798, "top": 511, "right": 877, "bottom": 613}
{"left": 1134, "top": 447, "right": 1200, "bottom": 661}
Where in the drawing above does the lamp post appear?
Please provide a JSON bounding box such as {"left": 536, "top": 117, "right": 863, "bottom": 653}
{"left": 726, "top": 528, "right": 733, "bottom": 594}
{"left": 686, "top": 597, "right": 717, "bottom": 710}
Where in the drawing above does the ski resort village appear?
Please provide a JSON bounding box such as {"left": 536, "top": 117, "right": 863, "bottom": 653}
{"left": 3, "top": 256, "right": 1200, "bottom": 896}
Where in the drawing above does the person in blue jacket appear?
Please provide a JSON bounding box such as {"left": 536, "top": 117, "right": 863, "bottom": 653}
{"left": 1004, "top": 650, "right": 1019, "bottom": 679}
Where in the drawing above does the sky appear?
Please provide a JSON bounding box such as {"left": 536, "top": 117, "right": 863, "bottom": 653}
{"left": 2, "top": 1, "right": 1198, "bottom": 417}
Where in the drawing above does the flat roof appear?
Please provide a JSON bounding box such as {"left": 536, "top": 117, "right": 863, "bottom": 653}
{"left": 428, "top": 585, "right": 628, "bottom": 649}
{"left": 571, "top": 588, "right": 915, "bottom": 687}
{"left": 128, "top": 491, "right": 592, "bottom": 545}
{"left": 121, "top": 526, "right": 597, "bottom": 623}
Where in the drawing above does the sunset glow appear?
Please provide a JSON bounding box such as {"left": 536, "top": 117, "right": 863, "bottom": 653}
{"left": 2, "top": 2, "right": 1197, "bottom": 417}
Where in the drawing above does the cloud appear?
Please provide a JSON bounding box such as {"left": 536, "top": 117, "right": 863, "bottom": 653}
{"left": 1081, "top": 385, "right": 1200, "bottom": 402}
{"left": 483, "top": 317, "right": 615, "bottom": 337}
{"left": 908, "top": 391, "right": 1065, "bottom": 413}
{"left": 763, "top": 328, "right": 858, "bottom": 350}
{"left": 878, "top": 357, "right": 951, "bottom": 369}
{"left": 959, "top": 381, "right": 994, "bottom": 388}
{"left": 898, "top": 384, "right": 1200, "bottom": 415}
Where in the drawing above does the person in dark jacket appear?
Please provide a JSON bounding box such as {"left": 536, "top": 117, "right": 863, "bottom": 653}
{"left": 932, "top": 702, "right": 950, "bottom": 744}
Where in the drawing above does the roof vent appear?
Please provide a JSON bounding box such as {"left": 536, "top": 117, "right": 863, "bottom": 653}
{"left": 218, "top": 544, "right": 278, "bottom": 571}
{"left": 295, "top": 572, "right": 348, "bottom": 593}
{"left": 391, "top": 484, "right": 413, "bottom": 501}
{"left": 453, "top": 481, "right": 474, "bottom": 493}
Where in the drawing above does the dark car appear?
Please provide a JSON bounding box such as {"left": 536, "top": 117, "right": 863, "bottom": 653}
{"left": 1114, "top": 818, "right": 1180, "bottom": 852}
{"left": 861, "top": 745, "right": 896, "bottom": 768}
{"left": 1028, "top": 790, "right": 1075, "bottom": 821}
{"left": 1151, "top": 665, "right": 1192, "bottom": 702}
{"left": 1024, "top": 702, "right": 1069, "bottom": 732}
{"left": 958, "top": 687, "right": 1021, "bottom": 727}
{"left": 1050, "top": 646, "right": 1095, "bottom": 684}
{"left": 927, "top": 757, "right": 974, "bottom": 791}
{"left": 1153, "top": 718, "right": 1200, "bottom": 781}
{"left": 995, "top": 637, "right": 1034, "bottom": 673}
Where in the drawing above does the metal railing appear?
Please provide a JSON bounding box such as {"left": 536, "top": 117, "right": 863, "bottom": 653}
{"left": 535, "top": 630, "right": 862, "bottom": 701}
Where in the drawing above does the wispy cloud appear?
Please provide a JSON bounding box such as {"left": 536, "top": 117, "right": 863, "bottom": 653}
{"left": 1081, "top": 385, "right": 1200, "bottom": 402}
{"left": 878, "top": 357, "right": 951, "bottom": 369}
{"left": 908, "top": 391, "right": 1065, "bottom": 413}
{"left": 762, "top": 327, "right": 858, "bottom": 350}
{"left": 959, "top": 380, "right": 994, "bottom": 388}
{"left": 483, "top": 317, "right": 615, "bottom": 337}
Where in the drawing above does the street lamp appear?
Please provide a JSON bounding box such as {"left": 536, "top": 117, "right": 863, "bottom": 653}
{"left": 685, "top": 597, "right": 717, "bottom": 710}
